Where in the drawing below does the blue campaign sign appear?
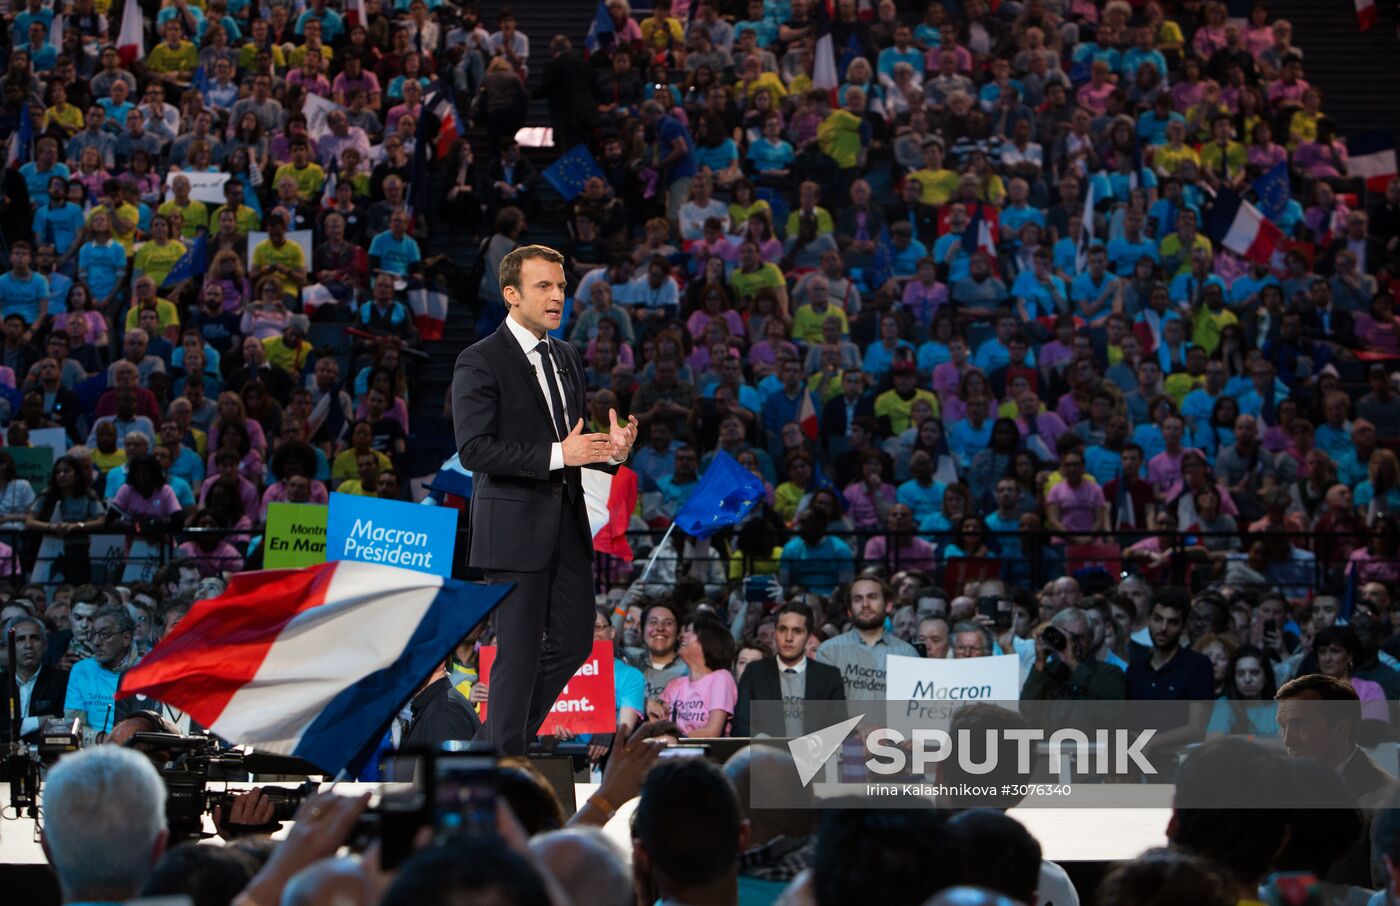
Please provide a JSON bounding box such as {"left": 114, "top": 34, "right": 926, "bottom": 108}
{"left": 326, "top": 492, "right": 458, "bottom": 577}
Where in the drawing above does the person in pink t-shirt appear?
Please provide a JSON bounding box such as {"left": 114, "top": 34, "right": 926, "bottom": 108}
{"left": 1147, "top": 414, "right": 1199, "bottom": 500}
{"left": 1046, "top": 450, "right": 1108, "bottom": 542}
{"left": 654, "top": 615, "right": 738, "bottom": 737}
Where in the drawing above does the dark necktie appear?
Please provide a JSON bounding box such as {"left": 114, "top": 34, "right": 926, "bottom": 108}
{"left": 535, "top": 340, "right": 569, "bottom": 441}
{"left": 784, "top": 668, "right": 797, "bottom": 675}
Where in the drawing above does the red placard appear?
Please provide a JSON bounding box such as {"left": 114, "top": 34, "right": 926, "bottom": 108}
{"left": 477, "top": 640, "right": 617, "bottom": 736}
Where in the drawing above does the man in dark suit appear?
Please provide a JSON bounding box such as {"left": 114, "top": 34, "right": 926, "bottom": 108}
{"left": 532, "top": 36, "right": 599, "bottom": 154}
{"left": 1298, "top": 277, "right": 1357, "bottom": 350}
{"left": 1, "top": 614, "right": 69, "bottom": 743}
{"left": 820, "top": 368, "right": 875, "bottom": 459}
{"left": 452, "top": 245, "right": 639, "bottom": 755}
{"left": 733, "top": 601, "right": 845, "bottom": 737}
{"left": 391, "top": 657, "right": 483, "bottom": 780}
{"left": 1277, "top": 673, "right": 1396, "bottom": 803}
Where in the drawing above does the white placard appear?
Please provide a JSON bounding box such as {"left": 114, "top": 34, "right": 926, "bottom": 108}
{"left": 885, "top": 653, "right": 1022, "bottom": 702}
{"left": 246, "top": 229, "right": 314, "bottom": 272}
{"left": 28, "top": 426, "right": 69, "bottom": 461}
{"left": 164, "top": 171, "right": 230, "bottom": 205}
{"left": 303, "top": 92, "right": 346, "bottom": 140}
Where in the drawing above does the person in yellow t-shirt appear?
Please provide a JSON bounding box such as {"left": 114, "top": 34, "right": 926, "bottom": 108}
{"left": 640, "top": 0, "right": 684, "bottom": 56}
{"left": 331, "top": 422, "right": 393, "bottom": 487}
{"left": 817, "top": 89, "right": 865, "bottom": 172}
{"left": 784, "top": 180, "right": 835, "bottom": 237}
{"left": 261, "top": 316, "right": 314, "bottom": 377}
{"left": 909, "top": 140, "right": 959, "bottom": 206}
{"left": 90, "top": 421, "right": 128, "bottom": 473}
{"left": 875, "top": 363, "right": 940, "bottom": 434}
{"left": 335, "top": 449, "right": 384, "bottom": 497}
{"left": 131, "top": 215, "right": 189, "bottom": 289}
{"left": 272, "top": 138, "right": 326, "bottom": 202}
{"left": 250, "top": 214, "right": 307, "bottom": 296}
{"left": 125, "top": 276, "right": 182, "bottom": 340}
{"left": 42, "top": 84, "right": 84, "bottom": 137}
{"left": 159, "top": 175, "right": 210, "bottom": 238}
{"left": 147, "top": 20, "right": 198, "bottom": 84}
{"left": 1152, "top": 120, "right": 1200, "bottom": 178}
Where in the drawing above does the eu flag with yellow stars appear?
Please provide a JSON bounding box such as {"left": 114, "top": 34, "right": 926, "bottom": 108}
{"left": 542, "top": 144, "right": 604, "bottom": 202}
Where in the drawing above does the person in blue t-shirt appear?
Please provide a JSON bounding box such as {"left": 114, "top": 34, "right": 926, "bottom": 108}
{"left": 18, "top": 136, "right": 70, "bottom": 203}
{"left": 77, "top": 210, "right": 128, "bottom": 308}
{"left": 32, "top": 176, "right": 86, "bottom": 260}
{"left": 643, "top": 101, "right": 697, "bottom": 219}
{"left": 0, "top": 243, "right": 50, "bottom": 326}
{"left": 368, "top": 209, "right": 423, "bottom": 276}
{"left": 1011, "top": 250, "right": 1067, "bottom": 326}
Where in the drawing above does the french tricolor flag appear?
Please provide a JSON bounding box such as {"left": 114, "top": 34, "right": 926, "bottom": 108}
{"left": 798, "top": 390, "right": 819, "bottom": 440}
{"left": 408, "top": 286, "right": 448, "bottom": 341}
{"left": 117, "top": 0, "right": 143, "bottom": 65}
{"left": 1347, "top": 132, "right": 1397, "bottom": 193}
{"left": 582, "top": 466, "right": 638, "bottom": 560}
{"left": 117, "top": 561, "right": 508, "bottom": 776}
{"left": 429, "top": 456, "right": 638, "bottom": 560}
{"left": 1209, "top": 189, "right": 1282, "bottom": 266}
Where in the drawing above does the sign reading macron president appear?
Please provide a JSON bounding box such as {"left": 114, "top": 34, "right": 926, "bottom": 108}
{"left": 326, "top": 492, "right": 457, "bottom": 577}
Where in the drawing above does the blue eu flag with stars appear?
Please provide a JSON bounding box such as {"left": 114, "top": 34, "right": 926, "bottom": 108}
{"left": 1252, "top": 162, "right": 1291, "bottom": 224}
{"left": 673, "top": 451, "right": 766, "bottom": 539}
{"left": 542, "top": 144, "right": 605, "bottom": 202}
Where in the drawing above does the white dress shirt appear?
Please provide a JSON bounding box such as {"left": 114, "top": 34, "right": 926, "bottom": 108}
{"left": 504, "top": 314, "right": 569, "bottom": 472}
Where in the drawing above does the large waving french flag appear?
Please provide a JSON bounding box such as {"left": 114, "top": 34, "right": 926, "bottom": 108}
{"left": 118, "top": 561, "right": 508, "bottom": 775}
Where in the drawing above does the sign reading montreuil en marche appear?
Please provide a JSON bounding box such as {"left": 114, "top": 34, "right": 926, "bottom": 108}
{"left": 326, "top": 492, "right": 457, "bottom": 577}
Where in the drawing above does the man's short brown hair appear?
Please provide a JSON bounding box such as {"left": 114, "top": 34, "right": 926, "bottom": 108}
{"left": 498, "top": 244, "right": 565, "bottom": 294}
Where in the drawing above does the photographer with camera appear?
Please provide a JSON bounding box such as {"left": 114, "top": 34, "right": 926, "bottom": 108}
{"left": 1022, "top": 607, "right": 1127, "bottom": 701}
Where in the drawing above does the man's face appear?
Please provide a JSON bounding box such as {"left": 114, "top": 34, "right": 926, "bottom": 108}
{"left": 848, "top": 579, "right": 887, "bottom": 631}
{"left": 1148, "top": 604, "right": 1184, "bottom": 651}
{"left": 91, "top": 615, "right": 133, "bottom": 667}
{"left": 505, "top": 257, "right": 568, "bottom": 336}
{"left": 919, "top": 618, "right": 949, "bottom": 659}
{"left": 673, "top": 448, "right": 697, "bottom": 480}
{"left": 644, "top": 607, "right": 678, "bottom": 657}
{"left": 775, "top": 612, "right": 810, "bottom": 663}
{"left": 11, "top": 621, "right": 43, "bottom": 673}
{"left": 954, "top": 630, "right": 987, "bottom": 658}
{"left": 1277, "top": 693, "right": 1349, "bottom": 767}
{"left": 70, "top": 601, "right": 101, "bottom": 644}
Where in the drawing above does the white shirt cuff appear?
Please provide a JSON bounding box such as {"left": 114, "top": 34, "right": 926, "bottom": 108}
{"left": 550, "top": 443, "right": 564, "bottom": 471}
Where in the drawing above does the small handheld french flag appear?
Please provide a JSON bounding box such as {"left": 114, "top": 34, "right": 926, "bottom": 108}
{"left": 1209, "top": 189, "right": 1282, "bottom": 266}
{"left": 118, "top": 561, "right": 509, "bottom": 775}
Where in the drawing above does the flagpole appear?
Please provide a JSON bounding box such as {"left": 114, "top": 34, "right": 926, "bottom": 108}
{"left": 636, "top": 522, "right": 676, "bottom": 586}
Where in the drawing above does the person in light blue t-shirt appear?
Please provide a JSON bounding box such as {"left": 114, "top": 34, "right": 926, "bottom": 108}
{"left": 63, "top": 605, "right": 138, "bottom": 739}
{"left": 368, "top": 209, "right": 423, "bottom": 276}
{"left": 0, "top": 242, "right": 50, "bottom": 325}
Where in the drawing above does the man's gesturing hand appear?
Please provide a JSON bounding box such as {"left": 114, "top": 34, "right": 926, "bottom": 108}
{"left": 562, "top": 419, "right": 615, "bottom": 466}
{"left": 607, "top": 408, "right": 639, "bottom": 460}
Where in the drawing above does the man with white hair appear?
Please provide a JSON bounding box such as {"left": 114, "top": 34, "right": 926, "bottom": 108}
{"left": 43, "top": 745, "right": 169, "bottom": 904}
{"left": 529, "top": 827, "right": 632, "bottom": 906}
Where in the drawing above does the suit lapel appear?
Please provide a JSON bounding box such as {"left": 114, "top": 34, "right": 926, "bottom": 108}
{"left": 494, "top": 326, "right": 552, "bottom": 425}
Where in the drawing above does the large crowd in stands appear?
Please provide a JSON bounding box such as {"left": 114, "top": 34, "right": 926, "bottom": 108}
{"left": 0, "top": 0, "right": 1398, "bottom": 711}
{"left": 5, "top": 0, "right": 1400, "bottom": 903}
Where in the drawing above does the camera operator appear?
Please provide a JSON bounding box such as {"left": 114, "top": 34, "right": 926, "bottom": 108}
{"left": 43, "top": 745, "right": 169, "bottom": 904}
{"left": 2, "top": 613, "right": 69, "bottom": 742}
{"left": 390, "top": 653, "right": 482, "bottom": 780}
{"left": 1022, "top": 607, "right": 1127, "bottom": 701}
